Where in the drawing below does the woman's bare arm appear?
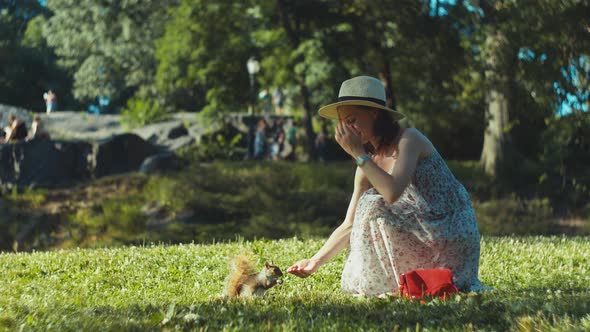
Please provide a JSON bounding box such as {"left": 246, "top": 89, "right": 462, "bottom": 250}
{"left": 288, "top": 166, "right": 370, "bottom": 277}
{"left": 353, "top": 128, "right": 423, "bottom": 204}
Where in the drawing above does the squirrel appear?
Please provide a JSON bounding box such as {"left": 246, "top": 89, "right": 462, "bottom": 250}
{"left": 225, "top": 254, "right": 284, "bottom": 298}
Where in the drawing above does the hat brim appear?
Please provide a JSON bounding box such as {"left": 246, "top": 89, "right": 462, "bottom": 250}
{"left": 318, "top": 100, "right": 405, "bottom": 121}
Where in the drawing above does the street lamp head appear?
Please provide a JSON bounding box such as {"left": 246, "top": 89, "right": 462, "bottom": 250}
{"left": 247, "top": 57, "right": 260, "bottom": 75}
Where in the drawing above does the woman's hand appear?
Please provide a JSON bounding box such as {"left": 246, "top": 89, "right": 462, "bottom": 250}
{"left": 334, "top": 120, "right": 365, "bottom": 158}
{"left": 287, "top": 259, "right": 321, "bottom": 278}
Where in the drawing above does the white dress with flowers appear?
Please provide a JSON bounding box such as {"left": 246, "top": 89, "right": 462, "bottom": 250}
{"left": 340, "top": 150, "right": 486, "bottom": 296}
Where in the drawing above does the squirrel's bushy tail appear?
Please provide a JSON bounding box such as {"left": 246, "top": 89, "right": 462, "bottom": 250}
{"left": 225, "top": 254, "right": 255, "bottom": 298}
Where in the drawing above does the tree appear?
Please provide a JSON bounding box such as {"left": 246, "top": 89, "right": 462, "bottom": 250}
{"left": 473, "top": 0, "right": 590, "bottom": 176}
{"left": 0, "top": 4, "right": 73, "bottom": 111}
{"left": 154, "top": 0, "right": 256, "bottom": 115}
{"left": 42, "top": 0, "right": 176, "bottom": 107}
{"left": 329, "top": 0, "right": 484, "bottom": 159}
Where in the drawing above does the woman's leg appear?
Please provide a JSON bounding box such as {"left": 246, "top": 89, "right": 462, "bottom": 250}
{"left": 341, "top": 193, "right": 433, "bottom": 296}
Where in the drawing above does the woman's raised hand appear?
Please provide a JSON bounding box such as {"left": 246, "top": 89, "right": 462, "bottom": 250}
{"left": 287, "top": 259, "right": 321, "bottom": 278}
{"left": 334, "top": 120, "right": 364, "bottom": 158}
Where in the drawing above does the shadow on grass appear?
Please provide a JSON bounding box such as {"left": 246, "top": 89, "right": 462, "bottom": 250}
{"left": 4, "top": 290, "right": 589, "bottom": 331}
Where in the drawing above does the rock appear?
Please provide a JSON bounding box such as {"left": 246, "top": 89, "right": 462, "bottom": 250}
{"left": 133, "top": 121, "right": 190, "bottom": 149}
{"left": 167, "top": 135, "right": 195, "bottom": 151}
{"left": 139, "top": 152, "right": 183, "bottom": 173}
{"left": 0, "top": 134, "right": 160, "bottom": 191}
{"left": 0, "top": 139, "right": 91, "bottom": 192}
{"left": 40, "top": 111, "right": 125, "bottom": 140}
{"left": 133, "top": 119, "right": 196, "bottom": 151}
{"left": 89, "top": 133, "right": 158, "bottom": 178}
{"left": 0, "top": 105, "right": 33, "bottom": 127}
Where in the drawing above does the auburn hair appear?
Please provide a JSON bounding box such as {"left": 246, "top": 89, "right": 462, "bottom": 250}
{"left": 360, "top": 106, "right": 402, "bottom": 157}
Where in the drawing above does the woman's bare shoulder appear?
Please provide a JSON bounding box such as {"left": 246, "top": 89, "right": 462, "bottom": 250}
{"left": 399, "top": 128, "right": 435, "bottom": 158}
{"left": 400, "top": 127, "right": 423, "bottom": 139}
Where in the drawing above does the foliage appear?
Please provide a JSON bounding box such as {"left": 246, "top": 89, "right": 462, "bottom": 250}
{"left": 120, "top": 95, "right": 169, "bottom": 129}
{"left": 154, "top": 0, "right": 256, "bottom": 115}
{"left": 42, "top": 0, "right": 176, "bottom": 106}
{"left": 3, "top": 162, "right": 353, "bottom": 250}
{"left": 471, "top": 0, "right": 589, "bottom": 175}
{"left": 538, "top": 112, "right": 590, "bottom": 211}
{"left": 2, "top": 0, "right": 588, "bottom": 170}
{"left": 0, "top": 236, "right": 588, "bottom": 330}
{"left": 178, "top": 133, "right": 246, "bottom": 162}
{"left": 0, "top": 6, "right": 75, "bottom": 111}
{"left": 475, "top": 196, "right": 555, "bottom": 236}
{"left": 2, "top": 160, "right": 588, "bottom": 252}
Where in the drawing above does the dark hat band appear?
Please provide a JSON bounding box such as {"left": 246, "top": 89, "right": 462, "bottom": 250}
{"left": 338, "top": 96, "right": 386, "bottom": 106}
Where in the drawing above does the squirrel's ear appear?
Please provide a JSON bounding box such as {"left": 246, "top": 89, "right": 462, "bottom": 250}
{"left": 265, "top": 261, "right": 272, "bottom": 268}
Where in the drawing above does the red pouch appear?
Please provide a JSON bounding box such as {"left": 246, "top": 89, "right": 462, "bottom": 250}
{"left": 399, "top": 269, "right": 459, "bottom": 300}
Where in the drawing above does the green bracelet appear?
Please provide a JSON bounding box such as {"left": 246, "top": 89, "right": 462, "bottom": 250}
{"left": 355, "top": 154, "right": 371, "bottom": 167}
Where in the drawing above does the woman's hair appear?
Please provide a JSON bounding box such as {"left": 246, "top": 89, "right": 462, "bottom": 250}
{"left": 360, "top": 106, "right": 401, "bottom": 156}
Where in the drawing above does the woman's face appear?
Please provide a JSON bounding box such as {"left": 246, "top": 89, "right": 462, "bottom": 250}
{"left": 337, "top": 105, "right": 378, "bottom": 144}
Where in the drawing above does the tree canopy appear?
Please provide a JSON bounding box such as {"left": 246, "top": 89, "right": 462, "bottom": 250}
{"left": 0, "top": 0, "right": 588, "bottom": 195}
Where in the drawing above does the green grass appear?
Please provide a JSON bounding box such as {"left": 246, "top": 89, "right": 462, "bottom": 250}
{"left": 1, "top": 236, "right": 588, "bottom": 331}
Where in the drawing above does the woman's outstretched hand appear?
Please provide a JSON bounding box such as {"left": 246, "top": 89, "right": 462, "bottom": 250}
{"left": 287, "top": 259, "right": 321, "bottom": 278}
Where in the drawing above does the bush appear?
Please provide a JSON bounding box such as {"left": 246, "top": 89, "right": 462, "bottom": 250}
{"left": 178, "top": 133, "right": 246, "bottom": 163}
{"left": 120, "top": 96, "right": 169, "bottom": 129}
{"left": 69, "top": 198, "right": 146, "bottom": 247}
{"left": 475, "top": 196, "right": 554, "bottom": 235}
{"left": 538, "top": 112, "right": 590, "bottom": 212}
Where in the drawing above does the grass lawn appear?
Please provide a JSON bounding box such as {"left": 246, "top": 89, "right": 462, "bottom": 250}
{"left": 0, "top": 236, "right": 589, "bottom": 331}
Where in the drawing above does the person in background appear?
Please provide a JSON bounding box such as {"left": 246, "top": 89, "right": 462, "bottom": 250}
{"left": 28, "top": 115, "right": 50, "bottom": 140}
{"left": 253, "top": 119, "right": 268, "bottom": 160}
{"left": 43, "top": 90, "right": 57, "bottom": 114}
{"left": 271, "top": 119, "right": 285, "bottom": 161}
{"left": 0, "top": 113, "right": 5, "bottom": 140}
{"left": 283, "top": 119, "right": 297, "bottom": 160}
{"left": 272, "top": 88, "right": 284, "bottom": 115}
{"left": 4, "top": 114, "right": 28, "bottom": 142}
{"left": 258, "top": 89, "right": 273, "bottom": 113}
{"left": 315, "top": 122, "right": 329, "bottom": 162}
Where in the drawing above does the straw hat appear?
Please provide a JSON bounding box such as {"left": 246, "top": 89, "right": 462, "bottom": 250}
{"left": 318, "top": 76, "right": 405, "bottom": 121}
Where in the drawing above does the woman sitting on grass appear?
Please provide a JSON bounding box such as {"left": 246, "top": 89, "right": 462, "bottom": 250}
{"left": 288, "top": 76, "right": 487, "bottom": 296}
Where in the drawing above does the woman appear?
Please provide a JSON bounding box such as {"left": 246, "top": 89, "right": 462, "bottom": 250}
{"left": 288, "top": 76, "right": 486, "bottom": 296}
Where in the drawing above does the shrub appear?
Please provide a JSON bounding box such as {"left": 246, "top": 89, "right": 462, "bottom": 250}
{"left": 538, "top": 112, "right": 590, "bottom": 211}
{"left": 475, "top": 195, "right": 554, "bottom": 235}
{"left": 120, "top": 96, "right": 169, "bottom": 129}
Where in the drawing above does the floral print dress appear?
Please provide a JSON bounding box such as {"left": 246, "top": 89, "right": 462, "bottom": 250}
{"left": 341, "top": 150, "right": 486, "bottom": 296}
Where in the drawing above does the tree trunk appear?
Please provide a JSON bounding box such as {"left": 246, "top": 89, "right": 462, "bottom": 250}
{"left": 298, "top": 79, "right": 317, "bottom": 160}
{"left": 434, "top": 0, "right": 440, "bottom": 16}
{"left": 480, "top": 31, "right": 516, "bottom": 176}
{"left": 480, "top": 85, "right": 510, "bottom": 176}
{"left": 379, "top": 60, "right": 396, "bottom": 110}
{"left": 276, "top": 0, "right": 317, "bottom": 160}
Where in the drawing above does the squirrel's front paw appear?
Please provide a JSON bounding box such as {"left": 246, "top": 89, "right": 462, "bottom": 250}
{"left": 276, "top": 279, "right": 283, "bottom": 284}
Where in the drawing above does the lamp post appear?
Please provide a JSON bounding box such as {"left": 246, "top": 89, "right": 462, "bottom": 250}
{"left": 246, "top": 57, "right": 260, "bottom": 160}
{"left": 246, "top": 57, "right": 260, "bottom": 115}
